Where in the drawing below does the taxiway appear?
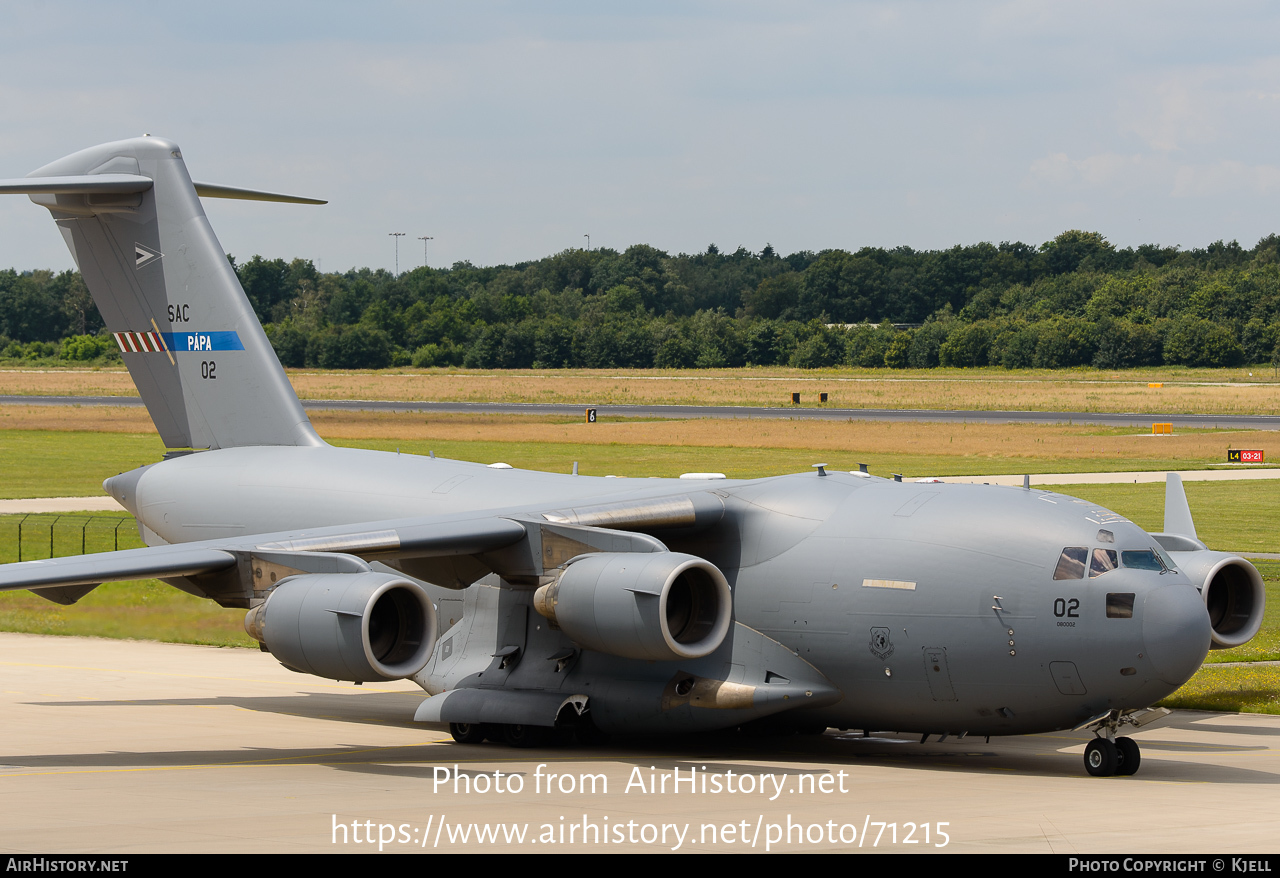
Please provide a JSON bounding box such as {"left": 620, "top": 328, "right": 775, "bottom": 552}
{"left": 0, "top": 633, "right": 1275, "bottom": 854}
{"left": 4, "top": 395, "right": 1280, "bottom": 430}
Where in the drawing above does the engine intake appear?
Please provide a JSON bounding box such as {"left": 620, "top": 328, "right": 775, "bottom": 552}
{"left": 1170, "top": 550, "right": 1266, "bottom": 649}
{"left": 533, "top": 552, "right": 732, "bottom": 661}
{"left": 244, "top": 572, "right": 437, "bottom": 681}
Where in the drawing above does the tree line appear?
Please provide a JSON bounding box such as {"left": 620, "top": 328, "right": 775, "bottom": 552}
{"left": 5, "top": 230, "right": 1280, "bottom": 370}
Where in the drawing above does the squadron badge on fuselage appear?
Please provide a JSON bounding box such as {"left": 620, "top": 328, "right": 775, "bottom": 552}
{"left": 869, "top": 627, "right": 894, "bottom": 660}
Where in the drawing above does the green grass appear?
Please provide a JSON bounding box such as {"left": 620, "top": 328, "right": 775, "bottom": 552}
{"left": 0, "top": 430, "right": 163, "bottom": 498}
{"left": 333, "top": 429, "right": 1252, "bottom": 481}
{"left": 0, "top": 579, "right": 254, "bottom": 647}
{"left": 0, "top": 512, "right": 144, "bottom": 562}
{"left": 1157, "top": 664, "right": 1280, "bottom": 714}
{"left": 331, "top": 436, "right": 969, "bottom": 480}
{"left": 0, "top": 511, "right": 253, "bottom": 646}
{"left": 0, "top": 425, "right": 1266, "bottom": 498}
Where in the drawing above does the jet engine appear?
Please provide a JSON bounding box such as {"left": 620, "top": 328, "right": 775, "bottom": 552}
{"left": 1166, "top": 548, "right": 1266, "bottom": 649}
{"left": 533, "top": 552, "right": 732, "bottom": 661}
{"left": 244, "top": 571, "right": 437, "bottom": 681}
{"left": 1156, "top": 475, "right": 1266, "bottom": 651}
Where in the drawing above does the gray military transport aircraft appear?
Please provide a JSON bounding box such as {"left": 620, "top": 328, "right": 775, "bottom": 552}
{"left": 0, "top": 137, "right": 1266, "bottom": 777}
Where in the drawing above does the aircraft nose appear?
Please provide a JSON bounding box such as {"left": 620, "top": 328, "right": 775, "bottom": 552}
{"left": 1143, "top": 583, "right": 1212, "bottom": 686}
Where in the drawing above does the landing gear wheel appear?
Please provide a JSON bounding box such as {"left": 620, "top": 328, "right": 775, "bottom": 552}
{"left": 449, "top": 722, "right": 485, "bottom": 744}
{"left": 503, "top": 723, "right": 550, "bottom": 748}
{"left": 1115, "top": 736, "right": 1141, "bottom": 776}
{"left": 1084, "top": 738, "right": 1118, "bottom": 777}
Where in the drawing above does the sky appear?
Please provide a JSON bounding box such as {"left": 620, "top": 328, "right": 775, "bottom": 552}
{"left": 3, "top": 1, "right": 1280, "bottom": 273}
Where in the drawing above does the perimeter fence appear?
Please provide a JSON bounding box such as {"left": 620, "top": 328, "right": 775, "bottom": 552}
{"left": 0, "top": 513, "right": 143, "bottom": 565}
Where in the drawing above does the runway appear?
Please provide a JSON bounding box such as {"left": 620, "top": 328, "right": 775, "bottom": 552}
{"left": 4, "top": 394, "right": 1280, "bottom": 430}
{"left": 0, "top": 633, "right": 1275, "bottom": 854}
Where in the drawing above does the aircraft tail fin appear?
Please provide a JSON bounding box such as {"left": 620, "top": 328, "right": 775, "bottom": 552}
{"left": 1163, "top": 473, "right": 1198, "bottom": 539}
{"left": 0, "top": 136, "right": 324, "bottom": 451}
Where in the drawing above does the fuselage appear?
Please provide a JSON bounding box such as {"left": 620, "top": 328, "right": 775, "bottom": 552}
{"left": 108, "top": 444, "right": 1212, "bottom": 736}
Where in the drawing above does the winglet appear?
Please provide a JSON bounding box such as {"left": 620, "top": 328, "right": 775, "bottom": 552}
{"left": 1163, "top": 473, "right": 1198, "bottom": 539}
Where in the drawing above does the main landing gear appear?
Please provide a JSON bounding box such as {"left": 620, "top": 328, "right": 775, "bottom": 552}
{"left": 449, "top": 722, "right": 568, "bottom": 747}
{"left": 448, "top": 715, "right": 609, "bottom": 748}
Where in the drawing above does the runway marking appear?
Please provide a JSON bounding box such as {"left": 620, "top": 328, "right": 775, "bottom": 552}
{"left": 0, "top": 741, "right": 453, "bottom": 779}
{"left": 0, "top": 659, "right": 420, "bottom": 693}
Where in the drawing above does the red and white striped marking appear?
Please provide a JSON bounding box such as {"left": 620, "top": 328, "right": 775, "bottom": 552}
{"left": 113, "top": 331, "right": 168, "bottom": 354}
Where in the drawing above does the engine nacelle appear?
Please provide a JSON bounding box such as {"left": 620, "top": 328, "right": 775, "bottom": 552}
{"left": 533, "top": 552, "right": 732, "bottom": 661}
{"left": 244, "top": 572, "right": 437, "bottom": 681}
{"left": 1169, "top": 549, "right": 1266, "bottom": 649}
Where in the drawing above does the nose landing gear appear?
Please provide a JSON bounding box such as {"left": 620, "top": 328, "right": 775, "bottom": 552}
{"left": 1115, "top": 736, "right": 1141, "bottom": 774}
{"left": 1080, "top": 708, "right": 1161, "bottom": 776}
{"left": 1084, "top": 736, "right": 1140, "bottom": 777}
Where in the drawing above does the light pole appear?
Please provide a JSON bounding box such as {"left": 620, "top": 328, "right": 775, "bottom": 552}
{"left": 418, "top": 236, "right": 433, "bottom": 268}
{"left": 389, "top": 232, "right": 405, "bottom": 276}
{"left": 584, "top": 234, "right": 590, "bottom": 251}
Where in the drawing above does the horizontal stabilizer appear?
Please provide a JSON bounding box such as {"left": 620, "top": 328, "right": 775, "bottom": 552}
{"left": 193, "top": 182, "right": 326, "bottom": 204}
{"left": 0, "top": 173, "right": 330, "bottom": 204}
{"left": 0, "top": 174, "right": 153, "bottom": 195}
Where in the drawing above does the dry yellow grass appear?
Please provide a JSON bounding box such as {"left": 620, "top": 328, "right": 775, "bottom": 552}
{"left": 0, "top": 403, "right": 1269, "bottom": 465}
{"left": 2, "top": 365, "right": 1279, "bottom": 414}
{"left": 270, "top": 414, "right": 1280, "bottom": 464}
{"left": 0, "top": 404, "right": 151, "bottom": 431}
{"left": 0, "top": 369, "right": 138, "bottom": 396}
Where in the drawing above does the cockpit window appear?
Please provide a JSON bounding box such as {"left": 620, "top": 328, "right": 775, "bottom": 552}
{"left": 1090, "top": 548, "right": 1118, "bottom": 577}
{"left": 1120, "top": 549, "right": 1164, "bottom": 572}
{"left": 1053, "top": 547, "right": 1088, "bottom": 580}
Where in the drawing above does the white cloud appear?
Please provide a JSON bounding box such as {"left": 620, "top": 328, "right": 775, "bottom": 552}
{"left": 7, "top": 2, "right": 1280, "bottom": 270}
{"left": 1171, "top": 160, "right": 1280, "bottom": 197}
{"left": 1027, "top": 152, "right": 1153, "bottom": 189}
{"left": 1028, "top": 147, "right": 1280, "bottom": 197}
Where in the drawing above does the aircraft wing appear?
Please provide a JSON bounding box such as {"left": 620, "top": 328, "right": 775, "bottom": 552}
{"left": 1, "top": 486, "right": 722, "bottom": 597}
{"left": 0, "top": 514, "right": 529, "bottom": 593}
{"left": 0, "top": 544, "right": 237, "bottom": 591}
